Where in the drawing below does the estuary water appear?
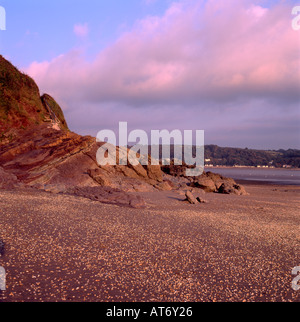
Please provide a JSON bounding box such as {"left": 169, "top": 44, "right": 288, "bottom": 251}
{"left": 206, "top": 167, "right": 300, "bottom": 186}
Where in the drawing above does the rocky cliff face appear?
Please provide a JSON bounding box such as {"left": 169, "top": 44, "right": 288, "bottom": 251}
{"left": 0, "top": 56, "right": 247, "bottom": 207}
{"left": 0, "top": 124, "right": 164, "bottom": 191}
{"left": 0, "top": 55, "right": 68, "bottom": 144}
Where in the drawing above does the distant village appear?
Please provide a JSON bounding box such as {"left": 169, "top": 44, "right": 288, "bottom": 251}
{"left": 204, "top": 158, "right": 293, "bottom": 169}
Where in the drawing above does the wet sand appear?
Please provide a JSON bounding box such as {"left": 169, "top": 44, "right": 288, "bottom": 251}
{"left": 0, "top": 183, "right": 299, "bottom": 302}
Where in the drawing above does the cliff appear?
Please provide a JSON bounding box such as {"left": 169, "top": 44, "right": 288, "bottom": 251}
{"left": 0, "top": 55, "right": 68, "bottom": 143}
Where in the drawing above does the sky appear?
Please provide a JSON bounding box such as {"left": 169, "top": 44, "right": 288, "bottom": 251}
{"left": 0, "top": 0, "right": 299, "bottom": 150}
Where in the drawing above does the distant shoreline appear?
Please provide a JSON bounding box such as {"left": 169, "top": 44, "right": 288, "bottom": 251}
{"left": 205, "top": 166, "right": 300, "bottom": 186}
{"left": 235, "top": 179, "right": 298, "bottom": 186}
{"left": 205, "top": 166, "right": 300, "bottom": 171}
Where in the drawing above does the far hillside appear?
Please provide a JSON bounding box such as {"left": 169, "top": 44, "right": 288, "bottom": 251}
{"left": 129, "top": 144, "right": 300, "bottom": 169}
{"left": 204, "top": 145, "right": 300, "bottom": 168}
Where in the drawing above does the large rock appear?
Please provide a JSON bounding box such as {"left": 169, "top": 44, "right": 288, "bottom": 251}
{"left": 218, "top": 182, "right": 248, "bottom": 196}
{"left": 193, "top": 175, "right": 217, "bottom": 192}
{"left": 161, "top": 163, "right": 248, "bottom": 195}
{"left": 0, "top": 125, "right": 167, "bottom": 193}
{"left": 206, "top": 171, "right": 235, "bottom": 190}
{"left": 193, "top": 172, "right": 248, "bottom": 195}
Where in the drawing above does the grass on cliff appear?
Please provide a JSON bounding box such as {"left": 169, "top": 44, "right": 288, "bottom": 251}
{"left": 41, "top": 94, "right": 69, "bottom": 130}
{"left": 0, "top": 55, "right": 69, "bottom": 134}
{"left": 0, "top": 56, "right": 45, "bottom": 126}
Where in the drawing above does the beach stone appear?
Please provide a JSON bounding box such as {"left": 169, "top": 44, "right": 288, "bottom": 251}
{"left": 185, "top": 191, "right": 198, "bottom": 204}
{"left": 0, "top": 240, "right": 4, "bottom": 256}
{"left": 232, "top": 184, "right": 248, "bottom": 196}
{"left": 196, "top": 196, "right": 208, "bottom": 204}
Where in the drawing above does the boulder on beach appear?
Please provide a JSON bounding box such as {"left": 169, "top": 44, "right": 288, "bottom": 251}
{"left": 218, "top": 182, "right": 249, "bottom": 196}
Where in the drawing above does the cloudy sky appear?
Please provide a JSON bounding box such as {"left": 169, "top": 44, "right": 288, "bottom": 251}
{"left": 0, "top": 0, "right": 299, "bottom": 149}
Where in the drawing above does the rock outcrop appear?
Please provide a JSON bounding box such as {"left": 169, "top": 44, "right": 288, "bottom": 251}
{"left": 0, "top": 56, "right": 248, "bottom": 207}
{"left": 0, "top": 124, "right": 167, "bottom": 192}
{"left": 191, "top": 171, "right": 248, "bottom": 195}
{"left": 0, "top": 124, "right": 169, "bottom": 207}
{"left": 161, "top": 163, "right": 248, "bottom": 196}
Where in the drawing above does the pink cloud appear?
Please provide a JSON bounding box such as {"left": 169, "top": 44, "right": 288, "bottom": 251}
{"left": 26, "top": 0, "right": 299, "bottom": 147}
{"left": 73, "top": 23, "right": 89, "bottom": 38}
{"left": 27, "top": 0, "right": 299, "bottom": 108}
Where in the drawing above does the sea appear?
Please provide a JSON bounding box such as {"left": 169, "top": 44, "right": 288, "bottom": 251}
{"left": 206, "top": 167, "right": 300, "bottom": 186}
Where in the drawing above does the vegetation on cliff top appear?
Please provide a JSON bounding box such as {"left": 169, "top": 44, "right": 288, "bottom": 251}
{"left": 0, "top": 55, "right": 69, "bottom": 142}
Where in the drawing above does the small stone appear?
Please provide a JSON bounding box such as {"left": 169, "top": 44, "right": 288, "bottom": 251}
{"left": 196, "top": 197, "right": 207, "bottom": 204}
{"left": 0, "top": 240, "right": 5, "bottom": 256}
{"left": 185, "top": 191, "right": 198, "bottom": 204}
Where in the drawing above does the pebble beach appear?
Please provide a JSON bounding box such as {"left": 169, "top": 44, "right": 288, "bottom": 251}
{"left": 0, "top": 183, "right": 299, "bottom": 302}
